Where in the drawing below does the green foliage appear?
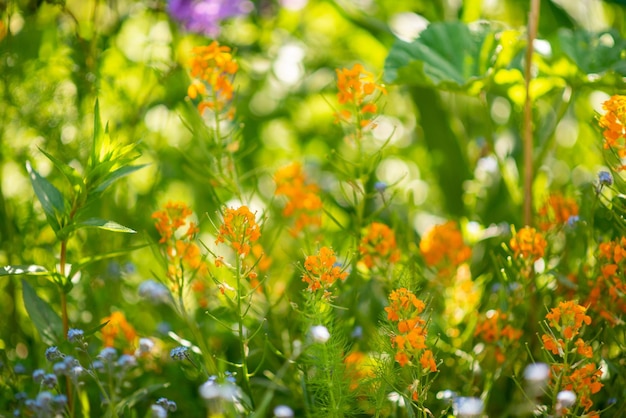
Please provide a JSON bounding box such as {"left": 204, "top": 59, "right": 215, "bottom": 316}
{"left": 21, "top": 279, "right": 63, "bottom": 345}
{"left": 2, "top": 0, "right": 626, "bottom": 417}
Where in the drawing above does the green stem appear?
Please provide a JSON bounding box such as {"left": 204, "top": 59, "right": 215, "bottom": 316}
{"left": 523, "top": 0, "right": 540, "bottom": 226}
{"left": 236, "top": 255, "right": 254, "bottom": 407}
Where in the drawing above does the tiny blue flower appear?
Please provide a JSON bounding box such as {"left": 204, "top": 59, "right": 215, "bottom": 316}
{"left": 53, "top": 362, "right": 67, "bottom": 376}
{"left": 42, "top": 373, "right": 58, "bottom": 389}
{"left": 45, "top": 346, "right": 63, "bottom": 362}
{"left": 117, "top": 354, "right": 137, "bottom": 368}
{"left": 67, "top": 328, "right": 84, "bottom": 343}
{"left": 374, "top": 181, "right": 387, "bottom": 193}
{"left": 598, "top": 170, "right": 613, "bottom": 186}
{"left": 32, "top": 369, "right": 45, "bottom": 384}
{"left": 98, "top": 347, "right": 118, "bottom": 363}
{"left": 170, "top": 346, "right": 189, "bottom": 361}
{"left": 567, "top": 215, "right": 580, "bottom": 227}
{"left": 13, "top": 364, "right": 26, "bottom": 374}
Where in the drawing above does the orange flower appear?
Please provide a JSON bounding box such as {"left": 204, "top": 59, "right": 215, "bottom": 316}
{"left": 537, "top": 194, "right": 579, "bottom": 231}
{"left": 561, "top": 363, "right": 603, "bottom": 412}
{"left": 598, "top": 95, "right": 626, "bottom": 170}
{"left": 152, "top": 201, "right": 194, "bottom": 244}
{"left": 419, "top": 221, "right": 471, "bottom": 275}
{"left": 302, "top": 247, "right": 347, "bottom": 298}
{"left": 583, "top": 237, "right": 626, "bottom": 324}
{"left": 344, "top": 351, "right": 374, "bottom": 391}
{"left": 274, "top": 163, "right": 323, "bottom": 235}
{"left": 358, "top": 222, "right": 401, "bottom": 270}
{"left": 334, "top": 63, "right": 386, "bottom": 137}
{"left": 419, "top": 349, "right": 438, "bottom": 372}
{"left": 101, "top": 311, "right": 138, "bottom": 349}
{"left": 386, "top": 288, "right": 435, "bottom": 370}
{"left": 188, "top": 41, "right": 238, "bottom": 119}
{"left": 215, "top": 206, "right": 261, "bottom": 257}
{"left": 545, "top": 301, "right": 591, "bottom": 340}
{"left": 541, "top": 333, "right": 565, "bottom": 356}
{"left": 508, "top": 226, "right": 547, "bottom": 261}
{"left": 474, "top": 310, "right": 523, "bottom": 364}
{"left": 153, "top": 202, "right": 207, "bottom": 285}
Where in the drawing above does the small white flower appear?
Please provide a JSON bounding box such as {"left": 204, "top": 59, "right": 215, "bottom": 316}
{"left": 556, "top": 390, "right": 577, "bottom": 414}
{"left": 524, "top": 362, "right": 550, "bottom": 382}
{"left": 454, "top": 396, "right": 484, "bottom": 418}
{"left": 136, "top": 338, "right": 155, "bottom": 356}
{"left": 309, "top": 325, "right": 330, "bottom": 344}
{"left": 273, "top": 405, "right": 294, "bottom": 417}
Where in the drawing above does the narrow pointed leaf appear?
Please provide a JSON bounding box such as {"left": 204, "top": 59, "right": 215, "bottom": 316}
{"left": 37, "top": 147, "right": 82, "bottom": 189}
{"left": 0, "top": 265, "right": 48, "bottom": 276}
{"left": 93, "top": 164, "right": 148, "bottom": 194}
{"left": 77, "top": 218, "right": 136, "bottom": 233}
{"left": 22, "top": 279, "right": 63, "bottom": 345}
{"left": 26, "top": 161, "right": 65, "bottom": 233}
{"left": 92, "top": 99, "right": 103, "bottom": 165}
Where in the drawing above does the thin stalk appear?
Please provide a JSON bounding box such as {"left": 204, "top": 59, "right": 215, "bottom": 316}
{"left": 235, "top": 255, "right": 254, "bottom": 407}
{"left": 523, "top": 0, "right": 540, "bottom": 226}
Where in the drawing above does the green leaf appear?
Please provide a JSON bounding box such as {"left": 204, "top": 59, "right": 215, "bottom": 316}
{"left": 91, "top": 99, "right": 103, "bottom": 166}
{"left": 60, "top": 218, "right": 136, "bottom": 236}
{"left": 93, "top": 164, "right": 148, "bottom": 195}
{"left": 0, "top": 265, "right": 48, "bottom": 276}
{"left": 384, "top": 21, "right": 502, "bottom": 92}
{"left": 22, "top": 279, "right": 63, "bottom": 345}
{"left": 26, "top": 161, "right": 66, "bottom": 233}
{"left": 38, "top": 147, "right": 82, "bottom": 191}
{"left": 115, "top": 383, "right": 170, "bottom": 416}
{"left": 559, "top": 28, "right": 626, "bottom": 76}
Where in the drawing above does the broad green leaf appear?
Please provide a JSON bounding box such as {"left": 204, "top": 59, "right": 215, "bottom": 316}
{"left": 26, "top": 161, "right": 66, "bottom": 233}
{"left": 384, "top": 21, "right": 503, "bottom": 91}
{"left": 559, "top": 28, "right": 626, "bottom": 76}
{"left": 0, "top": 265, "right": 48, "bottom": 276}
{"left": 21, "top": 279, "right": 63, "bottom": 345}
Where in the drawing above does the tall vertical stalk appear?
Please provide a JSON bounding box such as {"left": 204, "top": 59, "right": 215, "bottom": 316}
{"left": 523, "top": 0, "right": 541, "bottom": 226}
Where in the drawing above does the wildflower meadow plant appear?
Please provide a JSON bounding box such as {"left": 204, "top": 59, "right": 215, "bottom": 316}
{"left": 4, "top": 3, "right": 626, "bottom": 418}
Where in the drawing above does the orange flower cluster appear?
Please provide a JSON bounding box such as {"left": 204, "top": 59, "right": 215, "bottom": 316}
{"left": 419, "top": 221, "right": 471, "bottom": 276}
{"left": 537, "top": 194, "right": 579, "bottom": 231}
{"left": 541, "top": 301, "right": 602, "bottom": 416}
{"left": 584, "top": 237, "right": 626, "bottom": 324}
{"left": 358, "top": 222, "right": 401, "bottom": 270}
{"left": 385, "top": 288, "right": 437, "bottom": 371}
{"left": 187, "top": 41, "right": 238, "bottom": 118}
{"left": 343, "top": 351, "right": 374, "bottom": 392}
{"left": 302, "top": 247, "right": 348, "bottom": 298}
{"left": 274, "top": 163, "right": 323, "bottom": 236}
{"left": 101, "top": 311, "right": 138, "bottom": 349}
{"left": 474, "top": 309, "right": 523, "bottom": 363}
{"left": 508, "top": 226, "right": 547, "bottom": 261}
{"left": 598, "top": 94, "right": 626, "bottom": 170}
{"left": 334, "top": 63, "right": 386, "bottom": 132}
{"left": 215, "top": 206, "right": 261, "bottom": 258}
{"left": 152, "top": 202, "right": 206, "bottom": 281}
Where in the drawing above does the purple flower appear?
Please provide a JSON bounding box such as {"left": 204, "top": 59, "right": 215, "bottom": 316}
{"left": 168, "top": 0, "right": 254, "bottom": 37}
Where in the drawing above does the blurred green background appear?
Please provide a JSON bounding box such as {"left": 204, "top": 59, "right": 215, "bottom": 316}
{"left": 1, "top": 0, "right": 626, "bottom": 415}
